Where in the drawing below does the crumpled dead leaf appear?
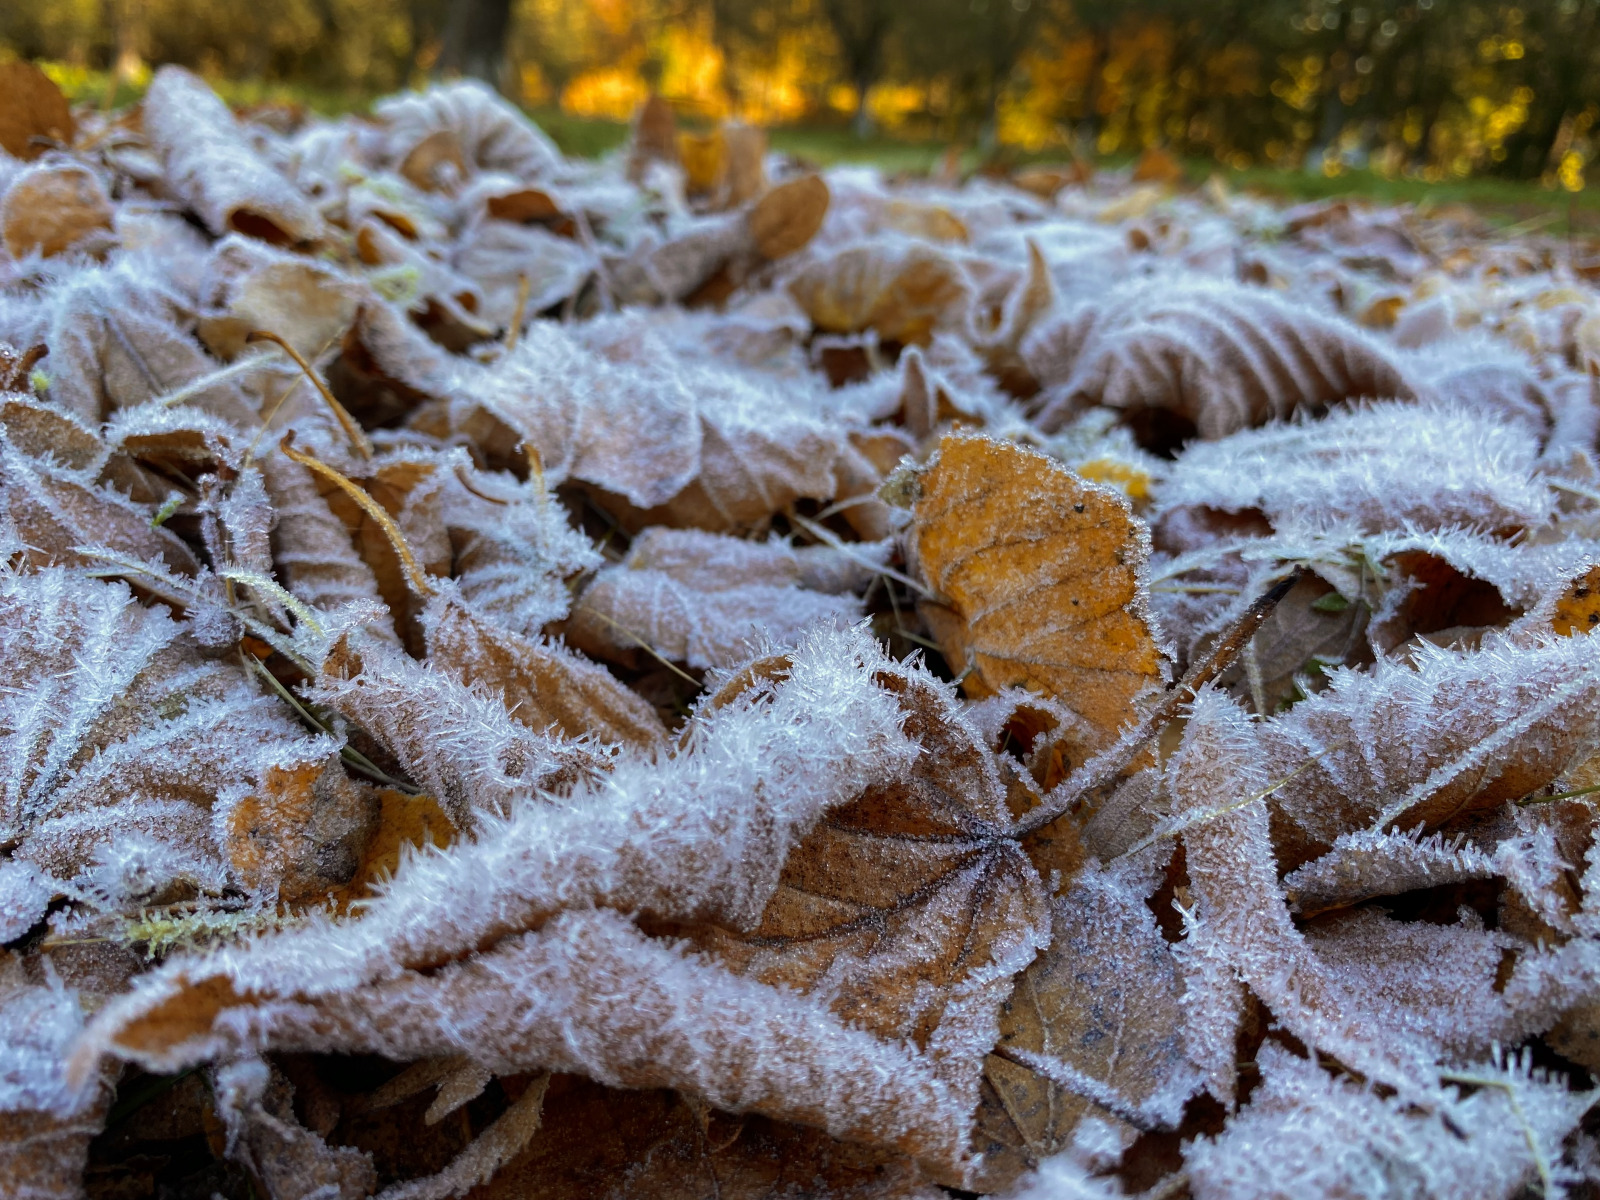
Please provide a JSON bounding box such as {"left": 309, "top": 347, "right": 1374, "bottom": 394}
{"left": 0, "top": 59, "right": 75, "bottom": 161}
{"left": 144, "top": 66, "right": 325, "bottom": 245}
{"left": 1, "top": 163, "right": 115, "bottom": 260}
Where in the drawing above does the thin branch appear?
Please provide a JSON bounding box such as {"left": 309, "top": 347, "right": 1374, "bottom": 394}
{"left": 1011, "top": 569, "right": 1302, "bottom": 838}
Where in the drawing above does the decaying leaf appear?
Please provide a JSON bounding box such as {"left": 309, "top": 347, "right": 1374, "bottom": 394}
{"left": 749, "top": 174, "right": 831, "bottom": 260}
{"left": 567, "top": 527, "right": 865, "bottom": 669}
{"left": 904, "top": 433, "right": 1168, "bottom": 766}
{"left": 1023, "top": 280, "right": 1414, "bottom": 439}
{"left": 0, "top": 59, "right": 75, "bottom": 161}
{"left": 1, "top": 164, "right": 115, "bottom": 260}
{"left": 144, "top": 66, "right": 325, "bottom": 245}
{"left": 982, "top": 859, "right": 1196, "bottom": 1182}
{"left": 789, "top": 239, "right": 974, "bottom": 345}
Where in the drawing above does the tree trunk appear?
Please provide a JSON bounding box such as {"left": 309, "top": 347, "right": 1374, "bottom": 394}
{"left": 852, "top": 71, "right": 875, "bottom": 139}
{"left": 439, "top": 0, "right": 515, "bottom": 90}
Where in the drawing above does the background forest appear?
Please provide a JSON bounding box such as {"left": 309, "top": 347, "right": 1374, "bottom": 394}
{"left": 2, "top": 0, "right": 1599, "bottom": 189}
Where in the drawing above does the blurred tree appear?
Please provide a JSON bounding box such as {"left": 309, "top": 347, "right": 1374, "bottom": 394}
{"left": 817, "top": 0, "right": 898, "bottom": 136}
{"left": 439, "top": 0, "right": 516, "bottom": 87}
{"left": 899, "top": 0, "right": 1059, "bottom": 145}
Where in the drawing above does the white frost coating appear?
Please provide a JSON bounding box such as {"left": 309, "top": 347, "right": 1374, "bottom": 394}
{"left": 0, "top": 568, "right": 335, "bottom": 907}
{"left": 571, "top": 527, "right": 861, "bottom": 669}
{"left": 1169, "top": 689, "right": 1445, "bottom": 1097}
{"left": 1156, "top": 401, "right": 1555, "bottom": 535}
{"left": 182, "top": 908, "right": 975, "bottom": 1165}
{"left": 1284, "top": 826, "right": 1497, "bottom": 915}
{"left": 1184, "top": 1043, "right": 1595, "bottom": 1200}
{"left": 0, "top": 959, "right": 95, "bottom": 1118}
{"left": 375, "top": 81, "right": 563, "bottom": 182}
{"left": 308, "top": 630, "right": 589, "bottom": 824}
{"left": 999, "top": 1153, "right": 1125, "bottom": 1200}
{"left": 1260, "top": 632, "right": 1600, "bottom": 854}
{"left": 1022, "top": 277, "right": 1415, "bottom": 437}
{"left": 441, "top": 462, "right": 601, "bottom": 638}
{"left": 79, "top": 623, "right": 919, "bottom": 1047}
{"left": 0, "top": 859, "right": 54, "bottom": 943}
{"left": 443, "top": 320, "right": 702, "bottom": 507}
{"left": 143, "top": 67, "right": 324, "bottom": 244}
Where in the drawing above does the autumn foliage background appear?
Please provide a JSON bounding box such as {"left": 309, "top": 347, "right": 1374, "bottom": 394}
{"left": 6, "top": 0, "right": 1600, "bottom": 189}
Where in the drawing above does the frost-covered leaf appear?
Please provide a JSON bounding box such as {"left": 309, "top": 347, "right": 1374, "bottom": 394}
{"left": 422, "top": 587, "right": 666, "bottom": 750}
{"left": 1260, "top": 633, "right": 1600, "bottom": 865}
{"left": 568, "top": 527, "right": 863, "bottom": 669}
{"left": 144, "top": 67, "right": 324, "bottom": 245}
{"left": 0, "top": 568, "right": 359, "bottom": 914}
{"left": 1023, "top": 279, "right": 1414, "bottom": 439}
{"left": 1156, "top": 401, "right": 1556, "bottom": 536}
{"left": 375, "top": 81, "right": 563, "bottom": 184}
{"left": 0, "top": 955, "right": 114, "bottom": 1200}
{"left": 0, "top": 431, "right": 199, "bottom": 573}
{"left": 788, "top": 238, "right": 974, "bottom": 346}
{"left": 1, "top": 163, "right": 115, "bottom": 260}
{"left": 905, "top": 433, "right": 1168, "bottom": 766}
{"left": 983, "top": 858, "right": 1196, "bottom": 1181}
{"left": 1184, "top": 1043, "right": 1594, "bottom": 1200}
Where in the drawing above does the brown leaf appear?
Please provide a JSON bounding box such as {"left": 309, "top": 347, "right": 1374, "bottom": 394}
{"left": 980, "top": 861, "right": 1196, "bottom": 1187}
{"left": 0, "top": 393, "right": 103, "bottom": 469}
{"left": 0, "top": 59, "right": 75, "bottom": 161}
{"left": 904, "top": 434, "right": 1167, "bottom": 765}
{"left": 195, "top": 237, "right": 364, "bottom": 362}
{"left": 0, "top": 432, "right": 201, "bottom": 574}
{"left": 1, "top": 164, "right": 115, "bottom": 259}
{"left": 376, "top": 81, "right": 562, "bottom": 182}
{"left": 212, "top": 1057, "right": 377, "bottom": 1200}
{"left": 221, "top": 759, "right": 381, "bottom": 909}
{"left": 469, "top": 1077, "right": 938, "bottom": 1200}
{"left": 724, "top": 123, "right": 769, "bottom": 207}
{"left": 749, "top": 174, "right": 830, "bottom": 260}
{"left": 425, "top": 592, "right": 666, "bottom": 750}
{"left": 0, "top": 956, "right": 115, "bottom": 1200}
{"left": 400, "top": 128, "right": 468, "bottom": 192}
{"left": 880, "top": 200, "right": 970, "bottom": 243}
{"left": 789, "top": 240, "right": 972, "bottom": 345}
{"left": 566, "top": 527, "right": 862, "bottom": 670}
{"left": 260, "top": 450, "right": 398, "bottom": 632}
{"left": 687, "top": 660, "right": 1050, "bottom": 1144}
{"left": 1023, "top": 281, "right": 1414, "bottom": 439}
{"left": 1259, "top": 632, "right": 1600, "bottom": 868}
{"left": 628, "top": 94, "right": 681, "bottom": 181}
{"left": 312, "top": 626, "right": 607, "bottom": 827}
{"left": 332, "top": 788, "right": 456, "bottom": 911}
{"left": 1214, "top": 572, "right": 1371, "bottom": 715}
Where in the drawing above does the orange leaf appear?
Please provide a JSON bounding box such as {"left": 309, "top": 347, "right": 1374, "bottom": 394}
{"left": 1553, "top": 565, "right": 1600, "bottom": 636}
{"left": 905, "top": 434, "right": 1167, "bottom": 765}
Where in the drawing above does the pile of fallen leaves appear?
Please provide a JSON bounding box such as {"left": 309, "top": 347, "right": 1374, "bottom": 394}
{"left": 7, "top": 57, "right": 1600, "bottom": 1200}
